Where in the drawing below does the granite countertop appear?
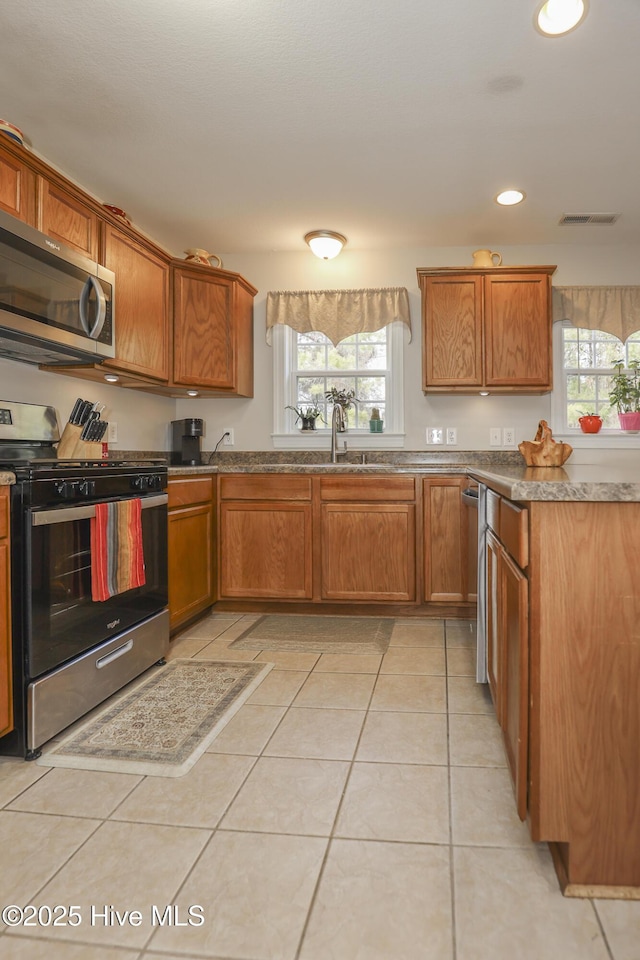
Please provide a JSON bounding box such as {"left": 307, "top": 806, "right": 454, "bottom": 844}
{"left": 3, "top": 454, "right": 638, "bottom": 501}
{"left": 469, "top": 463, "right": 640, "bottom": 502}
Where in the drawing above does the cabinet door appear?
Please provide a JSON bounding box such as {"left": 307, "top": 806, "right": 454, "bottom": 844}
{"left": 486, "top": 528, "right": 501, "bottom": 721}
{"left": 173, "top": 268, "right": 236, "bottom": 390}
{"left": 484, "top": 273, "right": 552, "bottom": 390}
{"left": 220, "top": 501, "right": 312, "bottom": 598}
{"left": 168, "top": 503, "right": 214, "bottom": 629}
{"left": 500, "top": 547, "right": 529, "bottom": 820}
{"left": 0, "top": 487, "right": 13, "bottom": 738}
{"left": 321, "top": 502, "right": 415, "bottom": 601}
{"left": 0, "top": 149, "right": 35, "bottom": 223}
{"left": 37, "top": 178, "right": 99, "bottom": 259}
{"left": 422, "top": 275, "right": 483, "bottom": 388}
{"left": 102, "top": 225, "right": 170, "bottom": 381}
{"left": 423, "top": 477, "right": 469, "bottom": 602}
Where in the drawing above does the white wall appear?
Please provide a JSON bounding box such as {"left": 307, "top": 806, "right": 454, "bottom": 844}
{"left": 0, "top": 358, "right": 174, "bottom": 451}
{"left": 177, "top": 243, "right": 640, "bottom": 458}
{"left": 3, "top": 242, "right": 640, "bottom": 457}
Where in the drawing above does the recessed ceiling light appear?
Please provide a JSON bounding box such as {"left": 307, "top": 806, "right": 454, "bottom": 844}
{"left": 534, "top": 0, "right": 588, "bottom": 37}
{"left": 495, "top": 189, "right": 526, "bottom": 206}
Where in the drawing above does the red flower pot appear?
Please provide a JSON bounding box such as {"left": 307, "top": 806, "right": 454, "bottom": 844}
{"left": 578, "top": 415, "right": 603, "bottom": 434}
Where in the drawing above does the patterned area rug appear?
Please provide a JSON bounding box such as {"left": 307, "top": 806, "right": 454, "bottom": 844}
{"left": 230, "top": 615, "right": 394, "bottom": 654}
{"left": 37, "top": 659, "right": 273, "bottom": 778}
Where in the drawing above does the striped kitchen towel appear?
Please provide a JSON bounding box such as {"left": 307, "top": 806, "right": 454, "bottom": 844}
{"left": 91, "top": 498, "right": 146, "bottom": 601}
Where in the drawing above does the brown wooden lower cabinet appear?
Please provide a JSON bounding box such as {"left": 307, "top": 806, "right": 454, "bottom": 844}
{"left": 320, "top": 501, "right": 415, "bottom": 601}
{"left": 168, "top": 476, "right": 215, "bottom": 631}
{"left": 0, "top": 487, "right": 13, "bottom": 738}
{"left": 218, "top": 474, "right": 313, "bottom": 599}
{"left": 423, "top": 476, "right": 475, "bottom": 602}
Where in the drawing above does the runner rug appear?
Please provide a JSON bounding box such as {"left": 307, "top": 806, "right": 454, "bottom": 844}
{"left": 37, "top": 659, "right": 273, "bottom": 778}
{"left": 230, "top": 615, "right": 394, "bottom": 654}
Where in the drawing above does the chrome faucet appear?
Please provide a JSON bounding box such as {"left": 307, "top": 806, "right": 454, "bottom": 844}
{"left": 330, "top": 402, "right": 347, "bottom": 463}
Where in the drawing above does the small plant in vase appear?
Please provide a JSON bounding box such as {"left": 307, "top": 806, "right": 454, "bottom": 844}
{"left": 285, "top": 404, "right": 325, "bottom": 431}
{"left": 369, "top": 406, "right": 383, "bottom": 433}
{"left": 578, "top": 411, "right": 603, "bottom": 434}
{"left": 608, "top": 359, "right": 640, "bottom": 432}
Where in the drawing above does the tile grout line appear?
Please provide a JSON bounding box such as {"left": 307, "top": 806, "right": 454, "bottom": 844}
{"left": 445, "top": 620, "right": 459, "bottom": 960}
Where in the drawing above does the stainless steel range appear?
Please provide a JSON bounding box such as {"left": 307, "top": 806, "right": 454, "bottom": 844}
{"left": 0, "top": 400, "right": 169, "bottom": 759}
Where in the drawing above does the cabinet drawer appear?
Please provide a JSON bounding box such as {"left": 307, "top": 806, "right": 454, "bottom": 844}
{"left": 487, "top": 489, "right": 500, "bottom": 534}
{"left": 320, "top": 476, "right": 415, "bottom": 501}
{"left": 0, "top": 488, "right": 8, "bottom": 539}
{"left": 500, "top": 497, "right": 528, "bottom": 569}
{"left": 220, "top": 475, "right": 311, "bottom": 501}
{"left": 168, "top": 476, "right": 214, "bottom": 508}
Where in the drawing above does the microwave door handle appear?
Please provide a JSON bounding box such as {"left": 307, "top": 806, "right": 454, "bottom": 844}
{"left": 79, "top": 275, "right": 107, "bottom": 340}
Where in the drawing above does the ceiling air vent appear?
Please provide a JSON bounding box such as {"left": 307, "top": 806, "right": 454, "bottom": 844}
{"left": 559, "top": 213, "right": 621, "bottom": 225}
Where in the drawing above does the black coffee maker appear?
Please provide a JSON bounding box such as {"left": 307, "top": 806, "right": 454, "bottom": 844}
{"left": 171, "top": 418, "right": 204, "bottom": 465}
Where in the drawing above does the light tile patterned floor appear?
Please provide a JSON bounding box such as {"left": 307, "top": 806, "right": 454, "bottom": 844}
{"left": 0, "top": 613, "right": 638, "bottom": 959}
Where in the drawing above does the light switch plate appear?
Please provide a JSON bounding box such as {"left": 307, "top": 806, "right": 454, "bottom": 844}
{"left": 489, "top": 427, "right": 501, "bottom": 446}
{"left": 426, "top": 427, "right": 444, "bottom": 445}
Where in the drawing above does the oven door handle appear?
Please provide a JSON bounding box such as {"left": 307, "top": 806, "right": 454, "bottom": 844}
{"left": 31, "top": 493, "right": 168, "bottom": 526}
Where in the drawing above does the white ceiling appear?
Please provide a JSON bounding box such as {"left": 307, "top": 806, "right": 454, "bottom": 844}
{"left": 1, "top": 0, "right": 639, "bottom": 257}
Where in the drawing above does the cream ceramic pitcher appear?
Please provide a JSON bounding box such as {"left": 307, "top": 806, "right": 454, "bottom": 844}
{"left": 472, "top": 249, "right": 502, "bottom": 267}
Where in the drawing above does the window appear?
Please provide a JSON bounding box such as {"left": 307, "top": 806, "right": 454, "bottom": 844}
{"left": 553, "top": 322, "right": 640, "bottom": 431}
{"left": 272, "top": 322, "right": 405, "bottom": 448}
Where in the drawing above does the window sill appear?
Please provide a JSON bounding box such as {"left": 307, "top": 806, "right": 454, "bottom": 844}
{"left": 554, "top": 430, "right": 640, "bottom": 448}
{"left": 272, "top": 430, "right": 406, "bottom": 450}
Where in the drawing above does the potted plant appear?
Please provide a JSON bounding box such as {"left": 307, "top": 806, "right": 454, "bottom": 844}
{"left": 608, "top": 359, "right": 640, "bottom": 432}
{"left": 578, "top": 411, "right": 603, "bottom": 434}
{"left": 285, "top": 404, "right": 325, "bottom": 430}
{"left": 369, "top": 406, "right": 383, "bottom": 433}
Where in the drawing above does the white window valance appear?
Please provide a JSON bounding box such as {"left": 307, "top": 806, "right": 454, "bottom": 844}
{"left": 266, "top": 287, "right": 411, "bottom": 345}
{"left": 552, "top": 286, "right": 640, "bottom": 341}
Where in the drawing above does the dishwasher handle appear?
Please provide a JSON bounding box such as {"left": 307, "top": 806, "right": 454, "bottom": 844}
{"left": 461, "top": 488, "right": 479, "bottom": 507}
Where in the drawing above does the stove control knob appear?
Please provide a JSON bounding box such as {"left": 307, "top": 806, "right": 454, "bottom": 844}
{"left": 55, "top": 480, "right": 79, "bottom": 499}
{"left": 130, "top": 475, "right": 148, "bottom": 491}
{"left": 147, "top": 474, "right": 162, "bottom": 490}
{"left": 78, "top": 480, "right": 96, "bottom": 498}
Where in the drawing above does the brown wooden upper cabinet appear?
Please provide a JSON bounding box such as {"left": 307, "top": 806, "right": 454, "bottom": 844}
{"left": 101, "top": 224, "right": 171, "bottom": 382}
{"left": 172, "top": 261, "right": 257, "bottom": 397}
{"left": 37, "top": 177, "right": 100, "bottom": 260}
{"left": 0, "top": 148, "right": 35, "bottom": 223}
{"left": 417, "top": 266, "right": 557, "bottom": 394}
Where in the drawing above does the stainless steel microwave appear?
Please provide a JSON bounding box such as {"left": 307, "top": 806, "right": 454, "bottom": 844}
{"left": 0, "top": 208, "right": 115, "bottom": 366}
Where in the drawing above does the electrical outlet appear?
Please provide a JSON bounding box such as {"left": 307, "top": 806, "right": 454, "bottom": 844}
{"left": 503, "top": 427, "right": 516, "bottom": 446}
{"left": 446, "top": 427, "right": 457, "bottom": 445}
{"left": 222, "top": 428, "right": 235, "bottom": 446}
{"left": 426, "top": 427, "right": 444, "bottom": 445}
{"left": 489, "top": 427, "right": 501, "bottom": 446}
{"left": 107, "top": 421, "right": 118, "bottom": 443}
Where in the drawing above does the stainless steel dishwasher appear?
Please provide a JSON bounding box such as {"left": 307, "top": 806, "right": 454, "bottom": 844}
{"left": 461, "top": 483, "right": 487, "bottom": 682}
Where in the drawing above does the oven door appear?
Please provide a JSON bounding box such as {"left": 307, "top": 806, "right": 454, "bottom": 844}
{"left": 26, "top": 494, "right": 168, "bottom": 679}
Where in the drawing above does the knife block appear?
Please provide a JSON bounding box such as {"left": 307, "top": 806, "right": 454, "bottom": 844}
{"left": 57, "top": 423, "right": 103, "bottom": 460}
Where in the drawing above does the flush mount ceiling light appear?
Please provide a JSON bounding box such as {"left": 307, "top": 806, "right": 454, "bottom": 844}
{"left": 304, "top": 230, "right": 347, "bottom": 260}
{"left": 495, "top": 189, "right": 526, "bottom": 206}
{"left": 534, "top": 0, "right": 588, "bottom": 36}
{"left": 104, "top": 374, "right": 119, "bottom": 383}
